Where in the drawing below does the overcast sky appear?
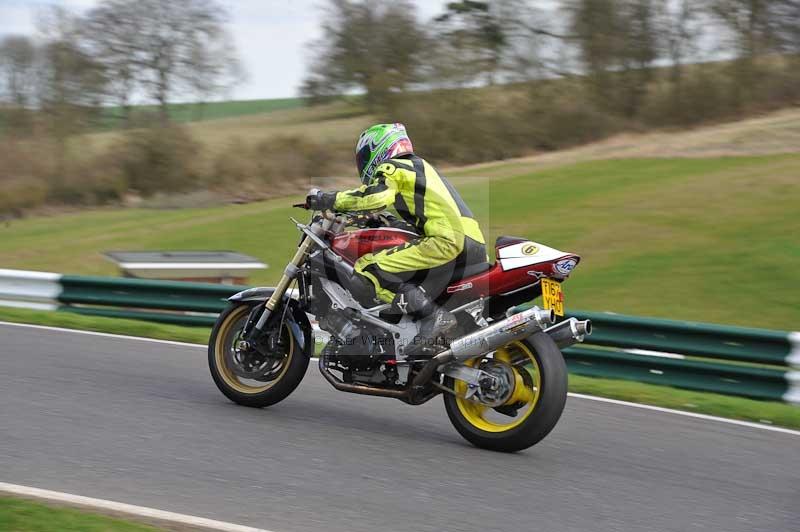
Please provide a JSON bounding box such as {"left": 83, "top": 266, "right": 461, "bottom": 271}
{"left": 0, "top": 0, "right": 452, "bottom": 100}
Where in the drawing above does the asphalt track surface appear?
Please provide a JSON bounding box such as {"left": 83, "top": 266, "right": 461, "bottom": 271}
{"left": 1, "top": 323, "right": 798, "bottom": 532}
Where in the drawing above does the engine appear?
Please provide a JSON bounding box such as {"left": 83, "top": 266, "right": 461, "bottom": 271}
{"left": 317, "top": 311, "right": 399, "bottom": 385}
{"left": 318, "top": 310, "right": 362, "bottom": 343}
{"left": 307, "top": 251, "right": 402, "bottom": 386}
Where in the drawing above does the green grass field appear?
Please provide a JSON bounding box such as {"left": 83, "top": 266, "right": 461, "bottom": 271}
{"left": 97, "top": 97, "right": 306, "bottom": 128}
{"left": 0, "top": 497, "right": 161, "bottom": 531}
{"left": 2, "top": 153, "right": 798, "bottom": 329}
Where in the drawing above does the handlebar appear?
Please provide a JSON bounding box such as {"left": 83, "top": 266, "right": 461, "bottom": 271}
{"left": 293, "top": 198, "right": 392, "bottom": 229}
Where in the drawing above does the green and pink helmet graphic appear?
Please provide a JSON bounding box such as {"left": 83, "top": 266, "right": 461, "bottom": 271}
{"left": 355, "top": 123, "right": 414, "bottom": 183}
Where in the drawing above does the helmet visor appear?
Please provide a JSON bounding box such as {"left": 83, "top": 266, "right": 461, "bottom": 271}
{"left": 356, "top": 145, "right": 372, "bottom": 182}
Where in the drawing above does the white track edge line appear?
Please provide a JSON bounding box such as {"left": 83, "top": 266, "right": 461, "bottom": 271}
{"left": 0, "top": 321, "right": 205, "bottom": 348}
{"left": 0, "top": 482, "right": 273, "bottom": 532}
{"left": 567, "top": 393, "right": 800, "bottom": 436}
{"left": 1, "top": 321, "right": 797, "bottom": 436}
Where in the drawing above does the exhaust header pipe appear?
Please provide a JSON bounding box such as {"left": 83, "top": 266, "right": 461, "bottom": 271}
{"left": 544, "top": 318, "right": 592, "bottom": 349}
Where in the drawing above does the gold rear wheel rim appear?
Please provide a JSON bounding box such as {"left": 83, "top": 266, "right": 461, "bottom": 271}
{"left": 454, "top": 341, "right": 542, "bottom": 433}
{"left": 214, "top": 305, "right": 294, "bottom": 394}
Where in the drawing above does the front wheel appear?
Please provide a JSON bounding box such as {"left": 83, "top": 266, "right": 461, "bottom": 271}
{"left": 443, "top": 332, "right": 568, "bottom": 452}
{"left": 208, "top": 303, "right": 310, "bottom": 407}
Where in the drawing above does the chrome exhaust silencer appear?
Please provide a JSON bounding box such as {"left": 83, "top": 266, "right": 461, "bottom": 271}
{"left": 411, "top": 305, "right": 556, "bottom": 395}
{"left": 447, "top": 305, "right": 556, "bottom": 362}
{"left": 544, "top": 317, "right": 592, "bottom": 348}
{"left": 424, "top": 305, "right": 554, "bottom": 367}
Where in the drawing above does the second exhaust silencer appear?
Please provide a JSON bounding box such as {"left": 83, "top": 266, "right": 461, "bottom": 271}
{"left": 544, "top": 318, "right": 592, "bottom": 348}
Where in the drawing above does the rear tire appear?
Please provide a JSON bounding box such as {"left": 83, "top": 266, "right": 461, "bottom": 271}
{"left": 208, "top": 303, "right": 310, "bottom": 408}
{"left": 443, "top": 332, "right": 568, "bottom": 452}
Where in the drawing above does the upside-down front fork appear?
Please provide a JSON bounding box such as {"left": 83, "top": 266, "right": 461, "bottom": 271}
{"left": 242, "top": 216, "right": 331, "bottom": 347}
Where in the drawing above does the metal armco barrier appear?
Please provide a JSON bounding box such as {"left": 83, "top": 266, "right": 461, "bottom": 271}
{"left": 1, "top": 269, "right": 798, "bottom": 404}
{"left": 570, "top": 311, "right": 794, "bottom": 365}
{"left": 563, "top": 346, "right": 790, "bottom": 402}
{"left": 59, "top": 274, "right": 237, "bottom": 314}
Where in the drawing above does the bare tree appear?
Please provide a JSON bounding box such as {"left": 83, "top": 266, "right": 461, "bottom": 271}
{"left": 185, "top": 29, "right": 245, "bottom": 120}
{"left": 708, "top": 0, "right": 777, "bottom": 57}
{"left": 705, "top": 0, "right": 782, "bottom": 105}
{"left": 425, "top": 0, "right": 559, "bottom": 88}
{"left": 659, "top": 0, "right": 704, "bottom": 122}
{"left": 35, "top": 6, "right": 108, "bottom": 187}
{"left": 0, "top": 35, "right": 39, "bottom": 134}
{"left": 769, "top": 0, "right": 800, "bottom": 53}
{"left": 0, "top": 36, "right": 38, "bottom": 106}
{"left": 567, "top": 0, "right": 660, "bottom": 116}
{"left": 84, "top": 1, "right": 143, "bottom": 126}
{"left": 433, "top": 1, "right": 509, "bottom": 86}
{"left": 87, "top": 0, "right": 242, "bottom": 123}
{"left": 663, "top": 0, "right": 701, "bottom": 86}
{"left": 36, "top": 7, "right": 107, "bottom": 130}
{"left": 302, "top": 0, "right": 426, "bottom": 110}
{"left": 618, "top": 0, "right": 660, "bottom": 117}
{"left": 567, "top": 0, "right": 623, "bottom": 104}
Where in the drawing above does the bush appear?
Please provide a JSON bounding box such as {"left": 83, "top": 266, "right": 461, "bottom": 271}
{"left": 389, "top": 82, "right": 623, "bottom": 165}
{"left": 112, "top": 125, "right": 204, "bottom": 196}
{"left": 0, "top": 178, "right": 48, "bottom": 216}
{"left": 212, "top": 135, "right": 345, "bottom": 197}
{"left": 0, "top": 137, "right": 55, "bottom": 215}
{"left": 388, "top": 91, "right": 530, "bottom": 164}
{"left": 48, "top": 153, "right": 127, "bottom": 206}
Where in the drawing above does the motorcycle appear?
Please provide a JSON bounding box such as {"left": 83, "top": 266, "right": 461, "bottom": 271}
{"left": 208, "top": 199, "right": 591, "bottom": 452}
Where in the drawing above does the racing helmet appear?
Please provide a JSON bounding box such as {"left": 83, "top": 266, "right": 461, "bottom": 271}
{"left": 355, "top": 123, "right": 414, "bottom": 184}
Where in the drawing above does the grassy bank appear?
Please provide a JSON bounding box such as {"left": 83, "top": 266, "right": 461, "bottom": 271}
{"left": 1, "top": 307, "right": 797, "bottom": 430}
{"left": 2, "top": 153, "right": 798, "bottom": 329}
{"left": 98, "top": 97, "right": 306, "bottom": 128}
{"left": 0, "top": 497, "right": 162, "bottom": 532}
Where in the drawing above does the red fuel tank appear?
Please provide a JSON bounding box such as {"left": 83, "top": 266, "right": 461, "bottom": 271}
{"left": 330, "top": 228, "right": 418, "bottom": 264}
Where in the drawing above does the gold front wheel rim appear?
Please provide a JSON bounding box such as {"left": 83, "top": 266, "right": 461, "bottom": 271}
{"left": 214, "top": 305, "right": 294, "bottom": 394}
{"left": 454, "top": 341, "right": 542, "bottom": 433}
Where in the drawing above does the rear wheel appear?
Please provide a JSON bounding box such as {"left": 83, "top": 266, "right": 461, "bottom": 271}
{"left": 443, "top": 332, "right": 567, "bottom": 452}
{"left": 208, "top": 303, "right": 309, "bottom": 407}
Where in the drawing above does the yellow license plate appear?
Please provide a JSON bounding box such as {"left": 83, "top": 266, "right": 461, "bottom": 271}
{"left": 541, "top": 278, "right": 565, "bottom": 316}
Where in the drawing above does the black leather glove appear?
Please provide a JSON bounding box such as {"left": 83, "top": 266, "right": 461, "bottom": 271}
{"left": 305, "top": 191, "right": 337, "bottom": 211}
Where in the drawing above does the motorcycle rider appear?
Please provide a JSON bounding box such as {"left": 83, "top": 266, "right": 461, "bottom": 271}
{"left": 306, "top": 123, "right": 487, "bottom": 347}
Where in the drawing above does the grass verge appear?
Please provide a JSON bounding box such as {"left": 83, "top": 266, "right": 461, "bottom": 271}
{"left": 98, "top": 97, "right": 306, "bottom": 128}
{"left": 0, "top": 497, "right": 161, "bottom": 532}
{"left": 569, "top": 374, "right": 799, "bottom": 429}
{"left": 0, "top": 307, "right": 209, "bottom": 345}
{"left": 1, "top": 307, "right": 797, "bottom": 430}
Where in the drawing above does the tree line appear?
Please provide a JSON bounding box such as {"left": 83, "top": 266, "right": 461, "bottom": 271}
{"left": 0, "top": 0, "right": 248, "bottom": 215}
{"left": 1, "top": 0, "right": 798, "bottom": 215}
{"left": 305, "top": 0, "right": 800, "bottom": 111}
{"left": 303, "top": 0, "right": 799, "bottom": 158}
{"left": 0, "top": 0, "right": 242, "bottom": 136}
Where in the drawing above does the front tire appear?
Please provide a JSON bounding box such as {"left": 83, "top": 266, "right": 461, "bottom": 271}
{"left": 443, "top": 332, "right": 568, "bottom": 452}
{"left": 209, "top": 303, "right": 310, "bottom": 408}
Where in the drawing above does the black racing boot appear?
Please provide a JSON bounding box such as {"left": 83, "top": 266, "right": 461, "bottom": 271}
{"left": 393, "top": 286, "right": 457, "bottom": 353}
